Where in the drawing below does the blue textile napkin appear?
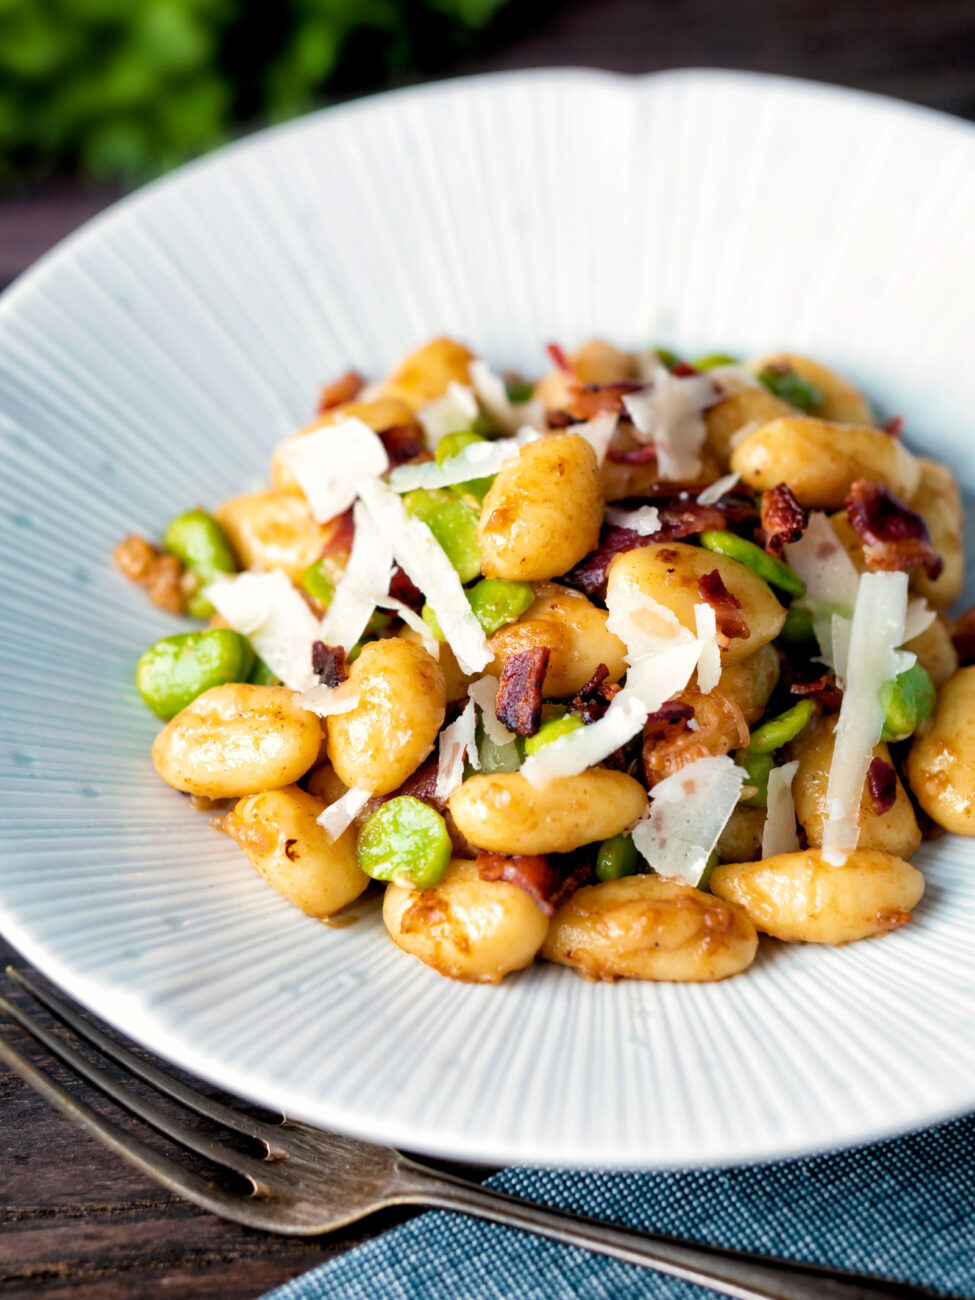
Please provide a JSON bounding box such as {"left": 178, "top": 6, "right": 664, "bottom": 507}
{"left": 263, "top": 1113, "right": 975, "bottom": 1299}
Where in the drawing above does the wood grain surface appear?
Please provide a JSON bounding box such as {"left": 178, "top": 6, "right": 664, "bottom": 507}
{"left": 1, "top": 0, "right": 973, "bottom": 1294}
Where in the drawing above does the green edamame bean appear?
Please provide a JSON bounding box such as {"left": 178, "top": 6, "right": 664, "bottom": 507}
{"left": 779, "top": 605, "right": 816, "bottom": 644}
{"left": 163, "top": 509, "right": 237, "bottom": 618}
{"left": 436, "top": 430, "right": 494, "bottom": 501}
{"left": 248, "top": 656, "right": 279, "bottom": 686}
{"left": 653, "top": 346, "right": 680, "bottom": 369}
{"left": 478, "top": 734, "right": 521, "bottom": 773}
{"left": 356, "top": 796, "right": 451, "bottom": 889}
{"left": 136, "top": 629, "right": 254, "bottom": 720}
{"left": 698, "top": 850, "right": 719, "bottom": 891}
{"left": 880, "top": 663, "right": 936, "bottom": 743}
{"left": 523, "top": 713, "right": 584, "bottom": 756}
{"left": 747, "top": 699, "right": 815, "bottom": 754}
{"left": 505, "top": 379, "right": 535, "bottom": 403}
{"left": 736, "top": 750, "right": 775, "bottom": 808}
{"left": 699, "top": 530, "right": 805, "bottom": 597}
{"left": 466, "top": 578, "right": 535, "bottom": 636}
{"left": 595, "top": 834, "right": 640, "bottom": 881}
{"left": 301, "top": 559, "right": 335, "bottom": 607}
{"left": 404, "top": 488, "right": 481, "bottom": 583}
{"left": 757, "top": 366, "right": 823, "bottom": 414}
{"left": 693, "top": 352, "right": 740, "bottom": 370}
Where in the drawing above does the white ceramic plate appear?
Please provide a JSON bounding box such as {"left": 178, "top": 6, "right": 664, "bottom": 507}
{"left": 3, "top": 68, "right": 975, "bottom": 1170}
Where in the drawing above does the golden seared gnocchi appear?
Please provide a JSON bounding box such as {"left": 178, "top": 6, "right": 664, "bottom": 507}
{"left": 224, "top": 785, "right": 369, "bottom": 916}
{"left": 542, "top": 876, "right": 758, "bottom": 981}
{"left": 607, "top": 542, "right": 786, "bottom": 661}
{"left": 121, "top": 335, "right": 968, "bottom": 985}
{"left": 710, "top": 849, "right": 924, "bottom": 944}
{"left": 730, "top": 417, "right": 920, "bottom": 507}
{"left": 383, "top": 859, "right": 549, "bottom": 983}
{"left": 326, "top": 638, "right": 447, "bottom": 795}
{"left": 152, "top": 684, "right": 322, "bottom": 798}
{"left": 477, "top": 434, "right": 603, "bottom": 581}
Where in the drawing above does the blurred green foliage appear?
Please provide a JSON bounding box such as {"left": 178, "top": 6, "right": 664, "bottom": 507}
{"left": 0, "top": 0, "right": 509, "bottom": 187}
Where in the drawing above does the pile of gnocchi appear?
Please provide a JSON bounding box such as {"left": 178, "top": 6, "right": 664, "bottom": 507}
{"left": 116, "top": 337, "right": 973, "bottom": 984}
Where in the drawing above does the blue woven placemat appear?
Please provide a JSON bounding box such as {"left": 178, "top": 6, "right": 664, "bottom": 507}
{"left": 262, "top": 1112, "right": 975, "bottom": 1299}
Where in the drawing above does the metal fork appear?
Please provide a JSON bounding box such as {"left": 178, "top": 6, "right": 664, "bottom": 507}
{"left": 0, "top": 967, "right": 950, "bottom": 1300}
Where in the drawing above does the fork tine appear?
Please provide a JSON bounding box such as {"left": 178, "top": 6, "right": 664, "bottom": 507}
{"left": 0, "top": 991, "right": 279, "bottom": 1190}
{"left": 7, "top": 967, "right": 280, "bottom": 1147}
{"left": 0, "top": 1029, "right": 279, "bottom": 1228}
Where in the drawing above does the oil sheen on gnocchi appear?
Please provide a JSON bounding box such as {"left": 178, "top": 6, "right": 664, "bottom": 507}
{"left": 118, "top": 336, "right": 973, "bottom": 985}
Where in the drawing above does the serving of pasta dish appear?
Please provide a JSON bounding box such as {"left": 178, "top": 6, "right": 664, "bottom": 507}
{"left": 114, "top": 337, "right": 972, "bottom": 984}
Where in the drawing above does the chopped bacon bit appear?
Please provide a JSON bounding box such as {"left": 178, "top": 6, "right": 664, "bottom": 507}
{"left": 388, "top": 564, "right": 424, "bottom": 611}
{"left": 845, "top": 480, "right": 943, "bottom": 580}
{"left": 379, "top": 424, "right": 429, "bottom": 467}
{"left": 565, "top": 381, "right": 646, "bottom": 421}
{"left": 495, "top": 648, "right": 550, "bottom": 736}
{"left": 317, "top": 369, "right": 364, "bottom": 413}
{"left": 867, "top": 757, "right": 897, "bottom": 815}
{"left": 698, "top": 569, "right": 750, "bottom": 642}
{"left": 545, "top": 342, "right": 573, "bottom": 375}
{"left": 377, "top": 755, "right": 443, "bottom": 809}
{"left": 788, "top": 666, "right": 843, "bottom": 713}
{"left": 641, "top": 689, "right": 747, "bottom": 786}
{"left": 953, "top": 605, "right": 975, "bottom": 666}
{"left": 311, "top": 641, "right": 348, "bottom": 687}
{"left": 113, "top": 534, "right": 187, "bottom": 615}
{"left": 545, "top": 409, "right": 575, "bottom": 429}
{"left": 760, "top": 482, "right": 808, "bottom": 555}
{"left": 884, "top": 415, "right": 904, "bottom": 438}
{"left": 670, "top": 361, "right": 698, "bottom": 377}
{"left": 564, "top": 663, "right": 622, "bottom": 724}
{"left": 476, "top": 853, "right": 592, "bottom": 914}
{"left": 320, "top": 505, "right": 356, "bottom": 557}
{"left": 606, "top": 442, "right": 658, "bottom": 464}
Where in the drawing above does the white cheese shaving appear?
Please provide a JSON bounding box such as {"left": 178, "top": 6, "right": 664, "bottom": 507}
{"left": 567, "top": 411, "right": 618, "bottom": 464}
{"left": 275, "top": 417, "right": 389, "bottom": 522}
{"left": 356, "top": 477, "right": 491, "bottom": 676}
{"left": 205, "top": 569, "right": 321, "bottom": 692}
{"left": 435, "top": 700, "right": 478, "bottom": 801}
{"left": 785, "top": 512, "right": 861, "bottom": 664}
{"left": 292, "top": 680, "right": 361, "bottom": 718}
{"left": 903, "top": 597, "right": 937, "bottom": 644}
{"left": 317, "top": 785, "right": 372, "bottom": 841}
{"left": 469, "top": 358, "right": 546, "bottom": 434}
{"left": 821, "top": 571, "right": 912, "bottom": 866}
{"left": 621, "top": 363, "right": 721, "bottom": 480}
{"left": 387, "top": 425, "right": 540, "bottom": 493}
{"left": 604, "top": 504, "right": 662, "bottom": 536}
{"left": 372, "top": 596, "right": 440, "bottom": 660}
{"left": 520, "top": 688, "right": 649, "bottom": 788}
{"left": 693, "top": 603, "right": 722, "bottom": 693}
{"left": 762, "top": 761, "right": 800, "bottom": 857}
{"left": 605, "top": 577, "right": 719, "bottom": 709}
{"left": 417, "top": 382, "right": 479, "bottom": 447}
{"left": 468, "top": 675, "right": 515, "bottom": 746}
{"left": 697, "top": 471, "right": 741, "bottom": 506}
{"left": 632, "top": 755, "right": 744, "bottom": 887}
{"left": 318, "top": 500, "right": 394, "bottom": 653}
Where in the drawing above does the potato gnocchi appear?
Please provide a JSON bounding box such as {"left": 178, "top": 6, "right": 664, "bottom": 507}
{"left": 118, "top": 337, "right": 973, "bottom": 985}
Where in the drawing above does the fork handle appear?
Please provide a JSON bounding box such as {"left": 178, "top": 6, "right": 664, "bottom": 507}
{"left": 396, "top": 1162, "right": 944, "bottom": 1300}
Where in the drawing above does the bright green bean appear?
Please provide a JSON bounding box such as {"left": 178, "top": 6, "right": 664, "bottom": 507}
{"left": 523, "top": 713, "right": 583, "bottom": 756}
{"left": 757, "top": 366, "right": 823, "bottom": 414}
{"left": 248, "top": 656, "right": 279, "bottom": 686}
{"left": 356, "top": 796, "right": 452, "bottom": 889}
{"left": 163, "top": 509, "right": 237, "bottom": 618}
{"left": 301, "top": 559, "right": 335, "bottom": 607}
{"left": 505, "top": 379, "right": 535, "bottom": 403}
{"left": 404, "top": 488, "right": 481, "bottom": 583}
{"left": 136, "top": 629, "right": 254, "bottom": 720}
{"left": 693, "top": 352, "right": 740, "bottom": 370}
{"left": 736, "top": 750, "right": 775, "bottom": 809}
{"left": 653, "top": 346, "right": 680, "bottom": 369}
{"left": 779, "top": 605, "right": 816, "bottom": 644}
{"left": 699, "top": 530, "right": 805, "bottom": 597}
{"left": 466, "top": 578, "right": 535, "bottom": 636}
{"left": 436, "top": 430, "right": 493, "bottom": 501}
{"left": 747, "top": 699, "right": 815, "bottom": 754}
{"left": 595, "top": 834, "right": 641, "bottom": 881}
{"left": 478, "top": 734, "right": 521, "bottom": 773}
{"left": 698, "top": 850, "right": 719, "bottom": 891}
{"left": 880, "top": 663, "right": 936, "bottom": 743}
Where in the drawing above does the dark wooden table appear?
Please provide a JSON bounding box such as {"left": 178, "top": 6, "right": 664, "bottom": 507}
{"left": 2, "top": 1, "right": 974, "bottom": 1294}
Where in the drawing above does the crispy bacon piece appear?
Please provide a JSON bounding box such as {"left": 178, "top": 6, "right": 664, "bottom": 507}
{"left": 311, "top": 641, "right": 348, "bottom": 687}
{"left": 641, "top": 689, "right": 747, "bottom": 786}
{"left": 545, "top": 409, "right": 575, "bottom": 429}
{"left": 545, "top": 342, "right": 573, "bottom": 375}
{"left": 670, "top": 360, "right": 698, "bottom": 377}
{"left": 845, "top": 480, "right": 943, "bottom": 580}
{"left": 379, "top": 424, "right": 429, "bottom": 467}
{"left": 606, "top": 442, "right": 657, "bottom": 464}
{"left": 867, "top": 757, "right": 897, "bottom": 815}
{"left": 953, "top": 605, "right": 975, "bottom": 666}
{"left": 760, "top": 482, "right": 807, "bottom": 555}
{"left": 388, "top": 564, "right": 424, "bottom": 611}
{"left": 320, "top": 505, "right": 356, "bottom": 557}
{"left": 496, "top": 648, "right": 550, "bottom": 736}
{"left": 788, "top": 666, "right": 843, "bottom": 712}
{"left": 698, "top": 570, "right": 750, "bottom": 642}
{"left": 564, "top": 381, "right": 646, "bottom": 421}
{"left": 317, "top": 369, "right": 364, "bottom": 413}
{"left": 884, "top": 414, "right": 904, "bottom": 438}
{"left": 476, "top": 853, "right": 592, "bottom": 914}
{"left": 566, "top": 664, "right": 622, "bottom": 724}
